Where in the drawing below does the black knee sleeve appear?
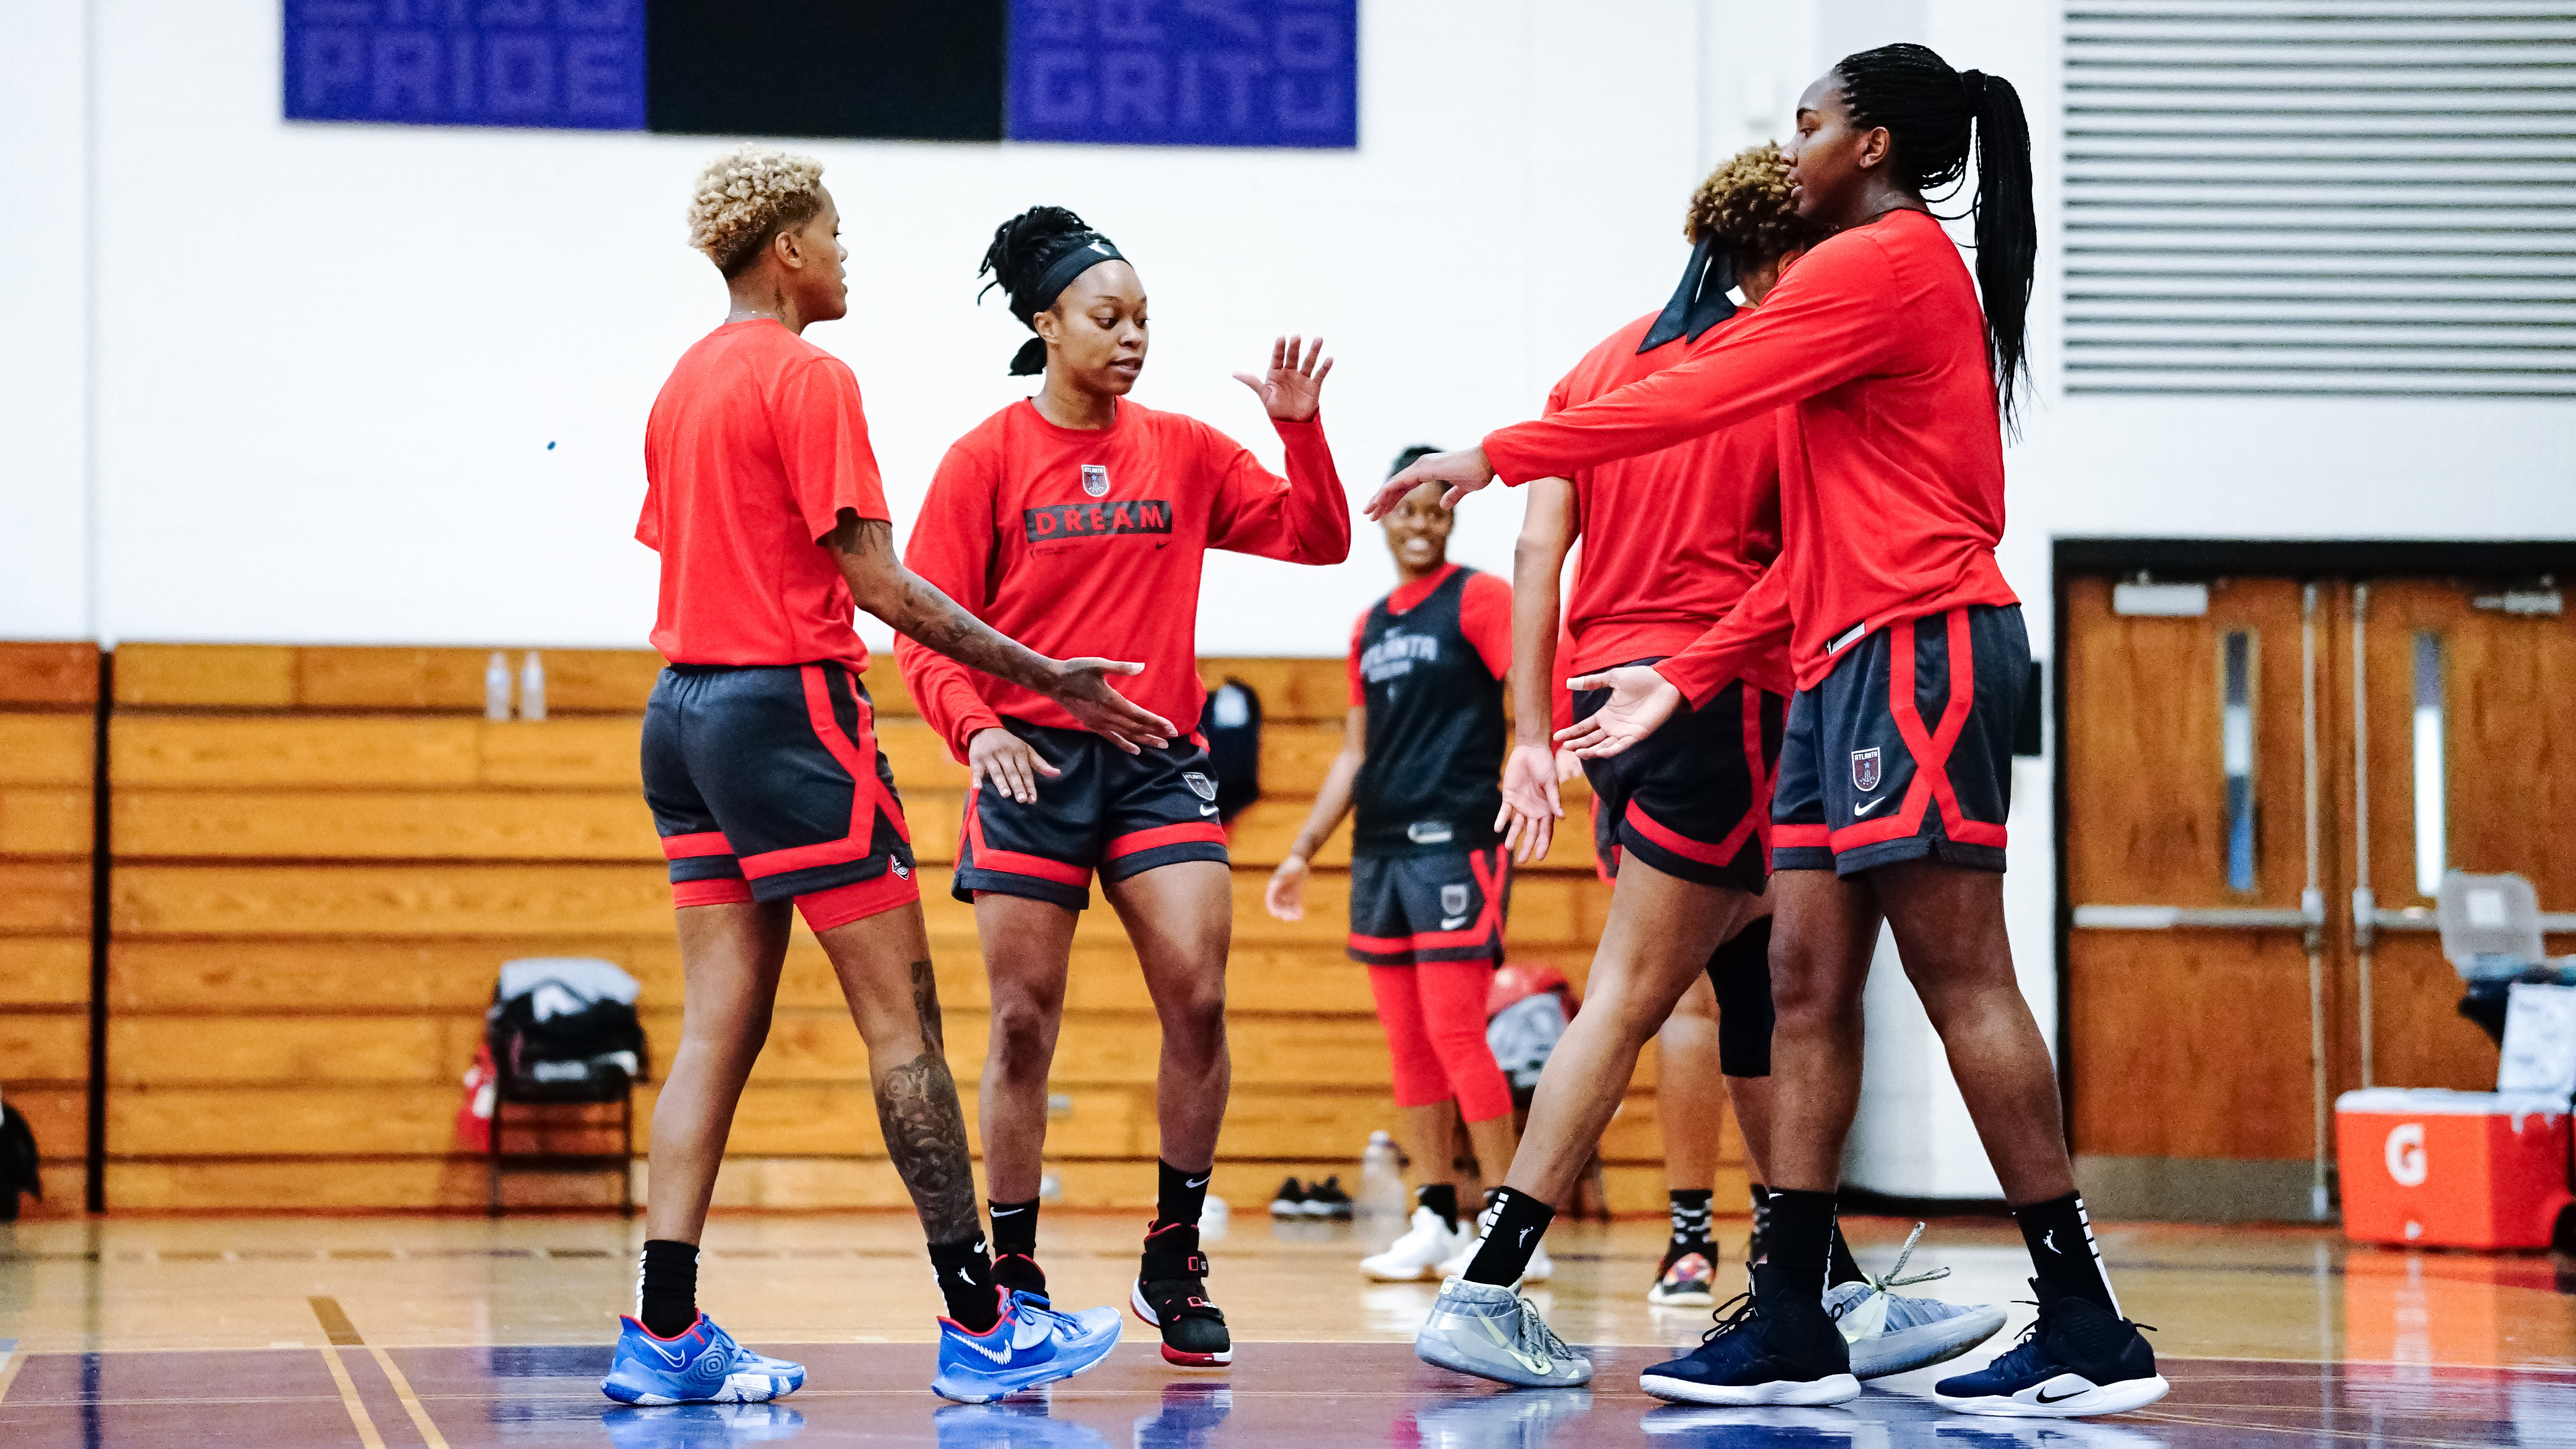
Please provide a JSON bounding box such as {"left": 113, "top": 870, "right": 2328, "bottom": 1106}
{"left": 1707, "top": 915, "right": 1775, "bottom": 1078}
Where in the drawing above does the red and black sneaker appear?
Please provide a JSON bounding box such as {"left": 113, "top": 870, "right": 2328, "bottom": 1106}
{"left": 993, "top": 1250, "right": 1048, "bottom": 1302}
{"left": 1131, "top": 1221, "right": 1231, "bottom": 1367}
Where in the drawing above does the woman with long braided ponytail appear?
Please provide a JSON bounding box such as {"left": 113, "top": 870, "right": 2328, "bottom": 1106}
{"left": 1373, "top": 45, "right": 2169, "bottom": 1419}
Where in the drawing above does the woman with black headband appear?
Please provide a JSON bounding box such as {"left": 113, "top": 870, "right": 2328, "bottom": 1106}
{"left": 1379, "top": 45, "right": 2168, "bottom": 1418}
{"left": 897, "top": 205, "right": 1349, "bottom": 1369}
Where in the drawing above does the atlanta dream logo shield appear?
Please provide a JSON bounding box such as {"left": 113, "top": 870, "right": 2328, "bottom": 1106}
{"left": 1081, "top": 464, "right": 1110, "bottom": 498}
{"left": 1441, "top": 883, "right": 1471, "bottom": 917}
{"left": 1181, "top": 772, "right": 1217, "bottom": 801}
{"left": 1851, "top": 747, "right": 1883, "bottom": 793}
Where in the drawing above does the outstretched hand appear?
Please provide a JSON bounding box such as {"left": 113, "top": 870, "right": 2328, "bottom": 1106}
{"left": 1234, "top": 335, "right": 1332, "bottom": 422}
{"left": 1552, "top": 665, "right": 1682, "bottom": 760}
{"left": 1495, "top": 743, "right": 1566, "bottom": 864}
{"left": 1363, "top": 445, "right": 1494, "bottom": 520}
{"left": 1041, "top": 658, "right": 1174, "bottom": 754}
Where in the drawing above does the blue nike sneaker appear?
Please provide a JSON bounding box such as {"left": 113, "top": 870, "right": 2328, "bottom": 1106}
{"left": 601, "top": 1314, "right": 805, "bottom": 1405}
{"left": 931, "top": 1288, "right": 1122, "bottom": 1404}
{"left": 1637, "top": 1266, "right": 1859, "bottom": 1407}
{"left": 1932, "top": 1280, "right": 2167, "bottom": 1418}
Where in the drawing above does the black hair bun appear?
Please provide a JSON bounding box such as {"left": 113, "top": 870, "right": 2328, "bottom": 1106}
{"left": 978, "top": 205, "right": 1095, "bottom": 326}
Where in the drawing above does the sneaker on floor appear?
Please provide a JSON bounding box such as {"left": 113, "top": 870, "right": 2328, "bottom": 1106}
{"left": 1362, "top": 1206, "right": 1469, "bottom": 1281}
{"left": 933, "top": 1400, "right": 1113, "bottom": 1447}
{"left": 931, "top": 1289, "right": 1120, "bottom": 1404}
{"left": 1414, "top": 1276, "right": 1592, "bottom": 1388}
{"left": 1825, "top": 1223, "right": 2007, "bottom": 1378}
{"left": 1931, "top": 1279, "right": 2168, "bottom": 1418}
{"left": 1133, "top": 1221, "right": 1233, "bottom": 1366}
{"left": 1649, "top": 1243, "right": 1717, "bottom": 1307}
{"left": 1267, "top": 1177, "right": 1308, "bottom": 1217}
{"left": 1301, "top": 1175, "right": 1354, "bottom": 1220}
{"left": 600, "top": 1402, "right": 807, "bottom": 1447}
{"left": 602, "top": 1314, "right": 805, "bottom": 1406}
{"left": 1408, "top": 1386, "right": 1593, "bottom": 1445}
{"left": 1014, "top": 1288, "right": 1123, "bottom": 1358}
{"left": 1636, "top": 1265, "right": 1860, "bottom": 1407}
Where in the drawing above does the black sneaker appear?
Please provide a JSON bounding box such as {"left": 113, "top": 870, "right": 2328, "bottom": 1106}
{"left": 1132, "top": 1221, "right": 1232, "bottom": 1366}
{"left": 1267, "top": 1178, "right": 1307, "bottom": 1217}
{"left": 992, "top": 1250, "right": 1047, "bottom": 1302}
{"left": 1637, "top": 1264, "right": 1861, "bottom": 1406}
{"left": 1932, "top": 1279, "right": 2168, "bottom": 1417}
{"left": 1301, "top": 1176, "right": 1354, "bottom": 1220}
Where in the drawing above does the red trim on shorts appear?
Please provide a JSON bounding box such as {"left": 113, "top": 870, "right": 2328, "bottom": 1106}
{"left": 960, "top": 786, "right": 1093, "bottom": 887}
{"left": 661, "top": 831, "right": 734, "bottom": 860}
{"left": 735, "top": 665, "right": 914, "bottom": 883}
{"left": 1348, "top": 847, "right": 1510, "bottom": 954}
{"left": 673, "top": 878, "right": 755, "bottom": 908}
{"left": 1104, "top": 820, "right": 1227, "bottom": 859}
{"left": 1828, "top": 610, "right": 2008, "bottom": 853}
{"left": 796, "top": 870, "right": 921, "bottom": 932}
{"left": 1742, "top": 682, "right": 1779, "bottom": 868}
{"left": 1772, "top": 824, "right": 1831, "bottom": 849}
{"left": 1622, "top": 797, "right": 1761, "bottom": 868}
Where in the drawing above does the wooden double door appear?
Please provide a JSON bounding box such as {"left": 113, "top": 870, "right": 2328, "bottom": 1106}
{"left": 2062, "top": 564, "right": 2575, "bottom": 1221}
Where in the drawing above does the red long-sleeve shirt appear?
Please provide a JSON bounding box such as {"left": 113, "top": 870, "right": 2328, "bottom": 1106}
{"left": 1546, "top": 309, "right": 1790, "bottom": 697}
{"left": 1483, "top": 209, "right": 2017, "bottom": 704}
{"left": 899, "top": 398, "right": 1350, "bottom": 757}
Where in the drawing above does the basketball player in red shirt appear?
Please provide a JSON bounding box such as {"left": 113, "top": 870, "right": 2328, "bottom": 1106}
{"left": 618, "top": 148, "right": 1166, "bottom": 1407}
{"left": 1379, "top": 48, "right": 2165, "bottom": 1418}
{"left": 898, "top": 205, "right": 1350, "bottom": 1367}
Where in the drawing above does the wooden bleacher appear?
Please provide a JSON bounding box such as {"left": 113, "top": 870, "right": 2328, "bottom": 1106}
{"left": 0, "top": 642, "right": 1744, "bottom": 1218}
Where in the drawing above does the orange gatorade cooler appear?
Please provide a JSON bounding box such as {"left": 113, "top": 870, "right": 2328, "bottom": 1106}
{"left": 2335, "top": 1088, "right": 2573, "bottom": 1249}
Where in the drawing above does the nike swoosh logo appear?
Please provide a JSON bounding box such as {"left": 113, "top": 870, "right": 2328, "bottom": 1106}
{"left": 1853, "top": 795, "right": 1890, "bottom": 816}
{"left": 2035, "top": 1386, "right": 2088, "bottom": 1405}
{"left": 990, "top": 1207, "right": 1024, "bottom": 1217}
{"left": 1186, "top": 1175, "right": 1210, "bottom": 1188}
{"left": 956, "top": 1331, "right": 1016, "bottom": 1364}
{"left": 1198, "top": 804, "right": 1219, "bottom": 817}
{"left": 1474, "top": 1315, "right": 1555, "bottom": 1376}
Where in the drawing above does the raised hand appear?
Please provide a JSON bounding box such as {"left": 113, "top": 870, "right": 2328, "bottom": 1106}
{"left": 967, "top": 727, "right": 1056, "bottom": 805}
{"left": 1363, "top": 445, "right": 1494, "bottom": 520}
{"left": 1233, "top": 334, "right": 1332, "bottom": 422}
{"left": 1039, "top": 657, "right": 1174, "bottom": 754}
{"left": 1552, "top": 665, "right": 1682, "bottom": 760}
{"left": 1495, "top": 742, "right": 1567, "bottom": 865}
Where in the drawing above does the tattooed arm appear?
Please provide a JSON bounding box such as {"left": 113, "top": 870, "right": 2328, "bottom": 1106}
{"left": 871, "top": 957, "right": 979, "bottom": 1243}
{"left": 824, "top": 512, "right": 1173, "bottom": 750}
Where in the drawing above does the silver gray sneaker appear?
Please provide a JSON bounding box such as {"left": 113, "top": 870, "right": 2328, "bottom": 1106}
{"left": 1825, "top": 1224, "right": 2008, "bottom": 1379}
{"left": 1414, "top": 1277, "right": 1593, "bottom": 1388}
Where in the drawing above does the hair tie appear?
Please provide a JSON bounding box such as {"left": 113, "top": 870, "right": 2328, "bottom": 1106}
{"left": 1961, "top": 68, "right": 1989, "bottom": 106}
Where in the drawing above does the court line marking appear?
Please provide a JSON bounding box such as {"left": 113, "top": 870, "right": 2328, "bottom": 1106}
{"left": 368, "top": 1347, "right": 453, "bottom": 1449}
{"left": 310, "top": 1297, "right": 390, "bottom": 1449}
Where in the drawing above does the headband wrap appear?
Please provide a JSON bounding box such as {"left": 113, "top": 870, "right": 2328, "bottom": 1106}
{"left": 1639, "top": 235, "right": 1739, "bottom": 353}
{"left": 1004, "top": 234, "right": 1129, "bottom": 375}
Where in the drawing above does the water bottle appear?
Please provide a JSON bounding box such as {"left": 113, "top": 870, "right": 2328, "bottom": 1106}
{"left": 1358, "top": 1130, "right": 1408, "bottom": 1251}
{"left": 519, "top": 651, "right": 547, "bottom": 721}
{"left": 484, "top": 652, "right": 511, "bottom": 721}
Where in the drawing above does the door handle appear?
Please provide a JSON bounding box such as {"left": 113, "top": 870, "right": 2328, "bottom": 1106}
{"left": 2072, "top": 904, "right": 2319, "bottom": 930}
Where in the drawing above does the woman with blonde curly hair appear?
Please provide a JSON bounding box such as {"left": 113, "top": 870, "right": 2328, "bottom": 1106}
{"left": 615, "top": 146, "right": 1168, "bottom": 1407}
{"left": 1401, "top": 141, "right": 2001, "bottom": 1389}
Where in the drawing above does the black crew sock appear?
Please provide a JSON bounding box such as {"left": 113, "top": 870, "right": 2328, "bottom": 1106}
{"left": 989, "top": 1197, "right": 1040, "bottom": 1259}
{"left": 1763, "top": 1187, "right": 1838, "bottom": 1295}
{"left": 1462, "top": 1186, "right": 1555, "bottom": 1287}
{"left": 637, "top": 1239, "right": 700, "bottom": 1339}
{"left": 2014, "top": 1192, "right": 2120, "bottom": 1315}
{"left": 1827, "top": 1223, "right": 1868, "bottom": 1287}
{"left": 1155, "top": 1158, "right": 1211, "bottom": 1231}
{"left": 928, "top": 1235, "right": 1001, "bottom": 1332}
{"left": 1667, "top": 1188, "right": 1714, "bottom": 1250}
{"left": 1418, "top": 1182, "right": 1460, "bottom": 1233}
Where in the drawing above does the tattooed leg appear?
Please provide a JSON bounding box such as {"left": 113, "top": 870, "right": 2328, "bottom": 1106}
{"left": 815, "top": 902, "right": 983, "bottom": 1243}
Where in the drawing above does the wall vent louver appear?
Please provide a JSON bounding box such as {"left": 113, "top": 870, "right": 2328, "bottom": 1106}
{"left": 2064, "top": 2, "right": 2576, "bottom": 395}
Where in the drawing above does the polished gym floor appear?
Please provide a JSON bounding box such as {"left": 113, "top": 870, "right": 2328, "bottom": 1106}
{"left": 2, "top": 1210, "right": 2571, "bottom": 1446}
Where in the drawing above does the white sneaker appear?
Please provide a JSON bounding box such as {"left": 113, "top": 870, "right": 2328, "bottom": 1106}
{"left": 1826, "top": 1224, "right": 2007, "bottom": 1379}
{"left": 1362, "top": 1207, "right": 1467, "bottom": 1281}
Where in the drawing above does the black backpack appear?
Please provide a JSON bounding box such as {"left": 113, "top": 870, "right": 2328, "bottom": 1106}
{"left": 1, "top": 1101, "right": 40, "bottom": 1222}
{"left": 486, "top": 960, "right": 648, "bottom": 1103}
{"left": 1202, "top": 677, "right": 1262, "bottom": 823}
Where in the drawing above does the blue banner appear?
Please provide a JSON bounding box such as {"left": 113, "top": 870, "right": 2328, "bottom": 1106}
{"left": 1008, "top": 0, "right": 1357, "bottom": 149}
{"left": 284, "top": 1, "right": 644, "bottom": 131}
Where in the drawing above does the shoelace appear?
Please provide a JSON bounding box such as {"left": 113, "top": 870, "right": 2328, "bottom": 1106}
{"left": 1824, "top": 1222, "right": 1953, "bottom": 1323}
{"left": 1511, "top": 1292, "right": 1577, "bottom": 1365}
{"left": 1987, "top": 1296, "right": 2159, "bottom": 1370}
{"left": 1698, "top": 1290, "right": 1762, "bottom": 1346}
